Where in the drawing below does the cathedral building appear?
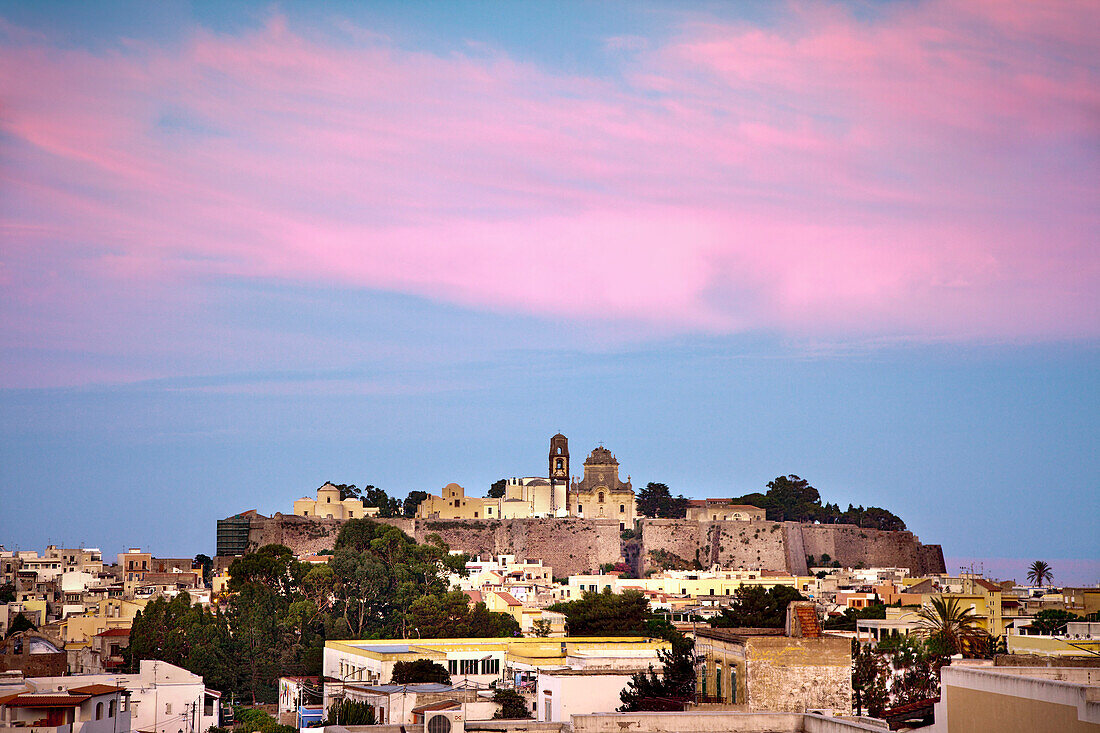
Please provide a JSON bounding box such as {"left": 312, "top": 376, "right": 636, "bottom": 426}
{"left": 568, "top": 445, "right": 636, "bottom": 530}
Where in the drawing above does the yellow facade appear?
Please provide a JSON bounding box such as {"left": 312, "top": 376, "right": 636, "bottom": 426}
{"left": 293, "top": 482, "right": 377, "bottom": 520}
{"left": 416, "top": 483, "right": 503, "bottom": 519}
{"left": 61, "top": 598, "right": 147, "bottom": 645}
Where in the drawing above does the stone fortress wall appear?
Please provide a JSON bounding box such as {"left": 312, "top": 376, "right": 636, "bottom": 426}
{"left": 241, "top": 513, "right": 945, "bottom": 577}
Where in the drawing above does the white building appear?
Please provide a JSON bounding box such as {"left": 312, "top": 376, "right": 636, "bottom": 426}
{"left": 27, "top": 661, "right": 220, "bottom": 733}
{"left": 0, "top": 682, "right": 131, "bottom": 733}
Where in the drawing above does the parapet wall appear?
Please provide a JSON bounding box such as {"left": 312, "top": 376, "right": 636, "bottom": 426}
{"left": 636, "top": 519, "right": 945, "bottom": 576}
{"left": 245, "top": 514, "right": 622, "bottom": 577}
{"left": 239, "top": 514, "right": 944, "bottom": 577}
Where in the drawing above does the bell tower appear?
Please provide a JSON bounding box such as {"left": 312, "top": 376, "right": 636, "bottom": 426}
{"left": 549, "top": 433, "right": 569, "bottom": 514}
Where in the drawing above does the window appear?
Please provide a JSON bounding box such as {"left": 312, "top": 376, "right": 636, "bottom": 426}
{"left": 556, "top": 458, "right": 563, "bottom": 469}
{"left": 448, "top": 659, "right": 458, "bottom": 675}
{"left": 619, "top": 504, "right": 625, "bottom": 513}
{"left": 109, "top": 700, "right": 116, "bottom": 718}
{"left": 715, "top": 663, "right": 722, "bottom": 699}
{"left": 700, "top": 663, "right": 707, "bottom": 696}
{"left": 730, "top": 668, "right": 737, "bottom": 704}
{"left": 327, "top": 497, "right": 331, "bottom": 503}
{"left": 598, "top": 492, "right": 605, "bottom": 503}
{"left": 487, "top": 508, "right": 492, "bottom": 515}
{"left": 96, "top": 703, "right": 104, "bottom": 720}
{"left": 578, "top": 505, "right": 583, "bottom": 514}
{"left": 474, "top": 512, "right": 478, "bottom": 518}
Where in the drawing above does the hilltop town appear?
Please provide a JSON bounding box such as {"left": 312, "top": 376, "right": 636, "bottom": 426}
{"left": 2, "top": 435, "right": 1096, "bottom": 733}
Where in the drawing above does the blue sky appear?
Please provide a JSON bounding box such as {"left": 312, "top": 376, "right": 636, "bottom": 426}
{"left": 0, "top": 0, "right": 1097, "bottom": 584}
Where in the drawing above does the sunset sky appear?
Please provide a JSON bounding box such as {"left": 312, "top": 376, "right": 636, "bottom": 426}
{"left": 1, "top": 1, "right": 1097, "bottom": 582}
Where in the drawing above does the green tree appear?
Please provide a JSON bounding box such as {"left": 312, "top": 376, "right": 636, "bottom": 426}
{"left": 330, "top": 519, "right": 460, "bottom": 637}
{"left": 915, "top": 596, "right": 984, "bottom": 657}
{"left": 824, "top": 603, "right": 888, "bottom": 631}
{"left": 549, "top": 589, "right": 651, "bottom": 636}
{"left": 0, "top": 584, "right": 14, "bottom": 604}
{"left": 710, "top": 585, "right": 805, "bottom": 629}
{"left": 323, "top": 699, "right": 376, "bottom": 725}
{"left": 492, "top": 688, "right": 531, "bottom": 719}
{"left": 392, "top": 659, "right": 452, "bottom": 684}
{"left": 407, "top": 591, "right": 519, "bottom": 639}
{"left": 851, "top": 639, "right": 889, "bottom": 717}
{"left": 761, "top": 475, "right": 820, "bottom": 522}
{"left": 194, "top": 554, "right": 214, "bottom": 584}
{"left": 619, "top": 632, "right": 697, "bottom": 711}
{"left": 487, "top": 479, "right": 507, "bottom": 499}
{"left": 531, "top": 619, "right": 552, "bottom": 637}
{"left": 360, "top": 485, "right": 401, "bottom": 517}
{"left": 636, "top": 483, "right": 688, "bottom": 519}
{"left": 331, "top": 483, "right": 362, "bottom": 501}
{"left": 1027, "top": 560, "right": 1053, "bottom": 587}
{"left": 403, "top": 490, "right": 429, "bottom": 518}
{"left": 1031, "top": 609, "right": 1080, "bottom": 635}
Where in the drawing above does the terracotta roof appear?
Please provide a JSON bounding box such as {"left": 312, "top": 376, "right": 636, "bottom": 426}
{"left": 68, "top": 685, "right": 126, "bottom": 696}
{"left": 973, "top": 578, "right": 1001, "bottom": 592}
{"left": 2, "top": 693, "right": 90, "bottom": 708}
{"left": 464, "top": 590, "right": 483, "bottom": 605}
{"left": 495, "top": 592, "right": 522, "bottom": 606}
{"left": 96, "top": 628, "right": 131, "bottom": 637}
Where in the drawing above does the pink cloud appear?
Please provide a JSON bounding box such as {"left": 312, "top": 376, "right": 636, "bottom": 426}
{"left": 0, "top": 0, "right": 1097, "bottom": 374}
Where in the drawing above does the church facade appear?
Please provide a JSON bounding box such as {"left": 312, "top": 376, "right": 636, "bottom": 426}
{"left": 568, "top": 445, "right": 636, "bottom": 529}
{"left": 414, "top": 434, "right": 637, "bottom": 527}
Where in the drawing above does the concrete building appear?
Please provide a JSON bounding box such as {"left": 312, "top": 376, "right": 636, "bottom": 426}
{"left": 693, "top": 606, "right": 852, "bottom": 714}
{"left": 685, "top": 501, "right": 766, "bottom": 522}
{"left": 0, "top": 682, "right": 130, "bottom": 733}
{"left": 417, "top": 484, "right": 502, "bottom": 520}
{"left": 26, "top": 660, "right": 221, "bottom": 733}
{"left": 324, "top": 637, "right": 667, "bottom": 693}
{"left": 932, "top": 665, "right": 1100, "bottom": 732}
{"left": 293, "top": 483, "right": 378, "bottom": 520}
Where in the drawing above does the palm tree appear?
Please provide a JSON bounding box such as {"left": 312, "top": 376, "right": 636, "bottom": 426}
{"left": 915, "top": 595, "right": 984, "bottom": 656}
{"left": 1027, "top": 561, "right": 1053, "bottom": 587}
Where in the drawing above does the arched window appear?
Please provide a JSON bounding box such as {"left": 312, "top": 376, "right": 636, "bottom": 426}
{"left": 109, "top": 700, "right": 116, "bottom": 718}
{"left": 556, "top": 458, "right": 563, "bottom": 470}
{"left": 96, "top": 703, "right": 104, "bottom": 720}
{"left": 619, "top": 504, "right": 625, "bottom": 513}
{"left": 598, "top": 492, "right": 605, "bottom": 503}
{"left": 730, "top": 667, "right": 737, "bottom": 703}
{"left": 715, "top": 662, "right": 722, "bottom": 699}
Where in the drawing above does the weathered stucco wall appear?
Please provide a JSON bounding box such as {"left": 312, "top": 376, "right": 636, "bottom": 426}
{"left": 239, "top": 514, "right": 944, "bottom": 577}
{"left": 745, "top": 636, "right": 852, "bottom": 713}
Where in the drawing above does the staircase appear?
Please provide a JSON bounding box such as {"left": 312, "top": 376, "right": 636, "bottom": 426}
{"left": 795, "top": 605, "right": 821, "bottom": 638}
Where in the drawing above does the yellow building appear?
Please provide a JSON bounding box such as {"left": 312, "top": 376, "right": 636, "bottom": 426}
{"left": 293, "top": 482, "right": 378, "bottom": 520}
{"left": 61, "top": 598, "right": 147, "bottom": 646}
{"left": 324, "top": 636, "right": 668, "bottom": 690}
{"left": 416, "top": 483, "right": 503, "bottom": 520}
{"left": 564, "top": 569, "right": 809, "bottom": 602}
{"left": 685, "top": 501, "right": 766, "bottom": 522}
